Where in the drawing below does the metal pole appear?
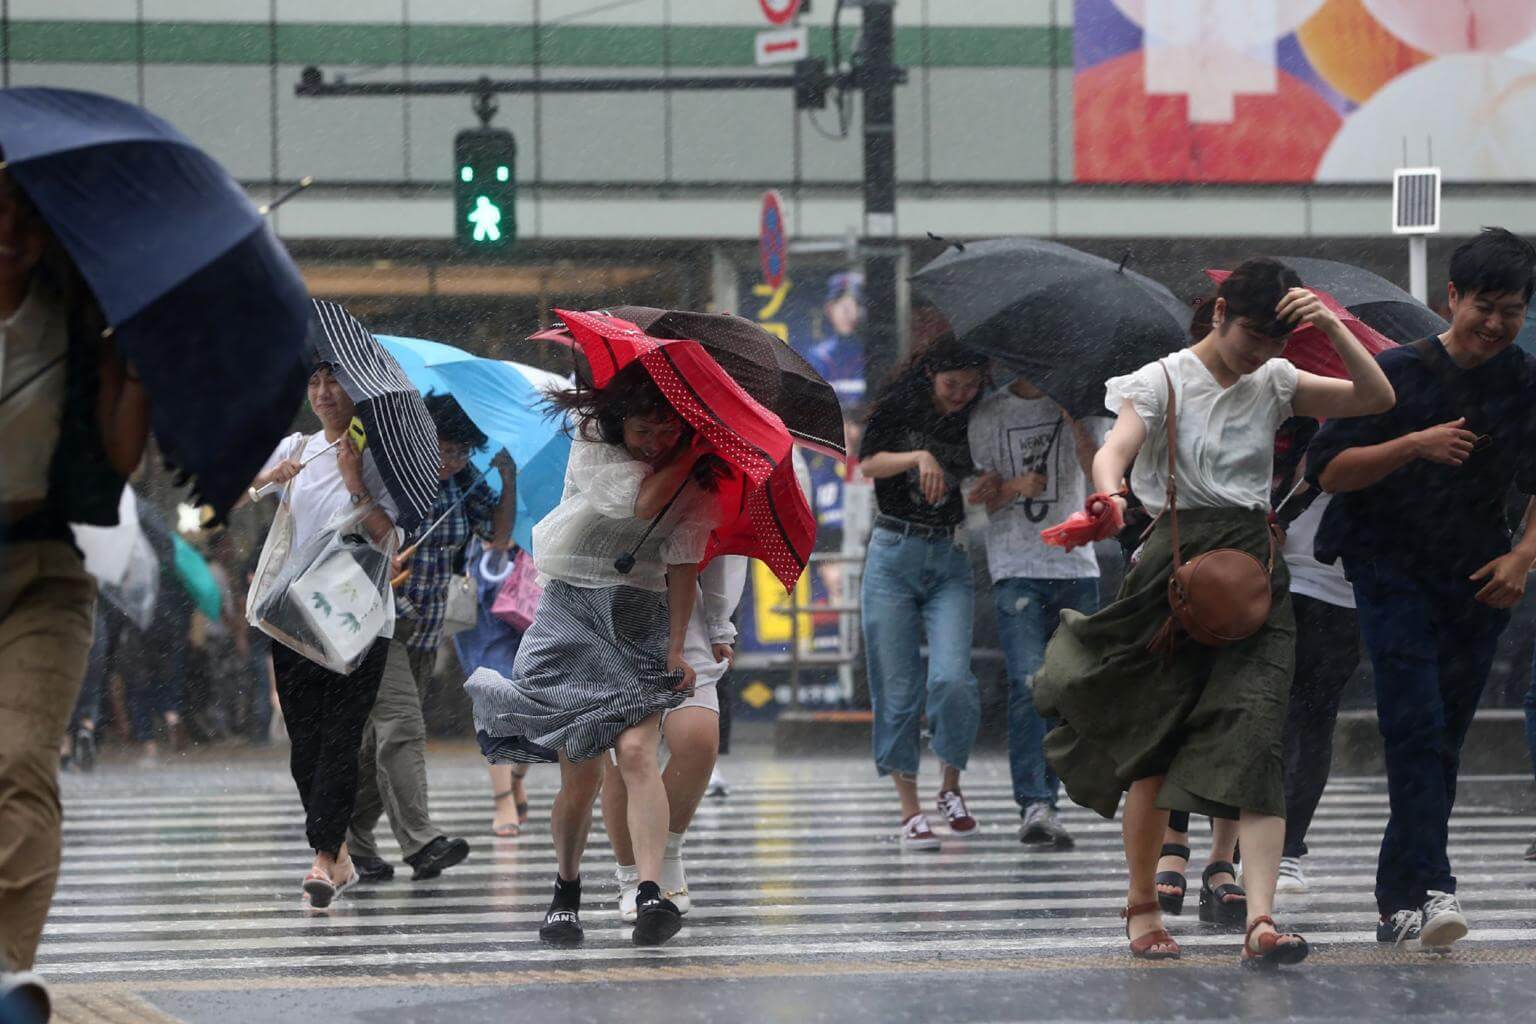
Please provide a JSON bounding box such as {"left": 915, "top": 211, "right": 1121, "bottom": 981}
{"left": 860, "top": 1, "right": 901, "bottom": 395}
{"left": 1409, "top": 236, "right": 1428, "bottom": 304}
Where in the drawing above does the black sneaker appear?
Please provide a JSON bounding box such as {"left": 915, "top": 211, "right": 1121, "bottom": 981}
{"left": 352, "top": 854, "right": 395, "bottom": 883}
{"left": 72, "top": 727, "right": 96, "bottom": 773}
{"left": 632, "top": 881, "right": 682, "bottom": 946}
{"left": 539, "top": 906, "right": 583, "bottom": 948}
{"left": 1377, "top": 909, "right": 1422, "bottom": 944}
{"left": 405, "top": 836, "right": 470, "bottom": 881}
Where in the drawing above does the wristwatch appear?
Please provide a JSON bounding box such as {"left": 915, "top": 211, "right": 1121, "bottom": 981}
{"left": 349, "top": 489, "right": 372, "bottom": 506}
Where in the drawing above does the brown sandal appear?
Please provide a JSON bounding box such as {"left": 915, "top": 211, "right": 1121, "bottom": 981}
{"left": 1241, "top": 914, "right": 1309, "bottom": 970}
{"left": 1123, "top": 901, "right": 1181, "bottom": 960}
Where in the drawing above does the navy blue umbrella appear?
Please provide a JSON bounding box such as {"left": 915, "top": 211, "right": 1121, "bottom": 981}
{"left": 0, "top": 87, "right": 309, "bottom": 517}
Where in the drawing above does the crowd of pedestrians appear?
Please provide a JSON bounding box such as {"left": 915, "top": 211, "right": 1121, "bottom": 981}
{"left": 6, "top": 117, "right": 1536, "bottom": 1016}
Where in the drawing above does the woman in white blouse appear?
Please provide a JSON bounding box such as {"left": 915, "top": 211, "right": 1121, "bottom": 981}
{"left": 465, "top": 362, "right": 722, "bottom": 951}
{"left": 1032, "top": 258, "right": 1394, "bottom": 968}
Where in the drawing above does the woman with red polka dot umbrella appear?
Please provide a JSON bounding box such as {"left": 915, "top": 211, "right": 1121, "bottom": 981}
{"left": 552, "top": 308, "right": 816, "bottom": 594}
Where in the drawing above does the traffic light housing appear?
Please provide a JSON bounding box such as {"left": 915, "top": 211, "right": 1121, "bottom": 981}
{"left": 454, "top": 128, "right": 517, "bottom": 252}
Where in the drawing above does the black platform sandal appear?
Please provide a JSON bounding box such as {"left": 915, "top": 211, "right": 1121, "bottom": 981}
{"left": 1199, "top": 859, "right": 1247, "bottom": 928}
{"left": 1155, "top": 842, "right": 1190, "bottom": 916}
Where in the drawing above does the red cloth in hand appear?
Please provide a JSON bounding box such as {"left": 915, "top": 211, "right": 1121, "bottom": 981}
{"left": 1040, "top": 492, "right": 1125, "bottom": 551}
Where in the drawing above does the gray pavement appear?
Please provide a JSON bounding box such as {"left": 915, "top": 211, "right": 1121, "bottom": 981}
{"left": 37, "top": 740, "right": 1536, "bottom": 1024}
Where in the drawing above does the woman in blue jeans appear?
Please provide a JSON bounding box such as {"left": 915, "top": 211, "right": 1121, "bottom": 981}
{"left": 858, "top": 334, "right": 988, "bottom": 849}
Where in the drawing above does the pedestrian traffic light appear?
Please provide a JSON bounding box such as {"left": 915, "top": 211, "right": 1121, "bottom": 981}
{"left": 454, "top": 128, "right": 516, "bottom": 252}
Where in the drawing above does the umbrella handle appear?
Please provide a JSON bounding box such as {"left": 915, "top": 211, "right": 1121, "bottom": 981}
{"left": 390, "top": 568, "right": 412, "bottom": 589}
{"left": 248, "top": 436, "right": 345, "bottom": 501}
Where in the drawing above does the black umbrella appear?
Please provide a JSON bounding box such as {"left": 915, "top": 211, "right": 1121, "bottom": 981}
{"left": 309, "top": 300, "right": 439, "bottom": 533}
{"left": 912, "top": 238, "right": 1190, "bottom": 419}
{"left": 533, "top": 306, "right": 846, "bottom": 459}
{"left": 1275, "top": 257, "right": 1447, "bottom": 344}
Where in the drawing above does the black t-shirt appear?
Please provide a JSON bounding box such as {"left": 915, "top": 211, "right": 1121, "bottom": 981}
{"left": 1307, "top": 338, "right": 1536, "bottom": 578}
{"left": 858, "top": 384, "right": 975, "bottom": 527}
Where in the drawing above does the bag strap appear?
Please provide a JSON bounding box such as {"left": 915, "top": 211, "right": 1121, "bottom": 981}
{"left": 1159, "top": 362, "right": 1183, "bottom": 573}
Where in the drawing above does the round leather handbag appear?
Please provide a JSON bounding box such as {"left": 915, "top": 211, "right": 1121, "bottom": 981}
{"left": 1149, "top": 363, "right": 1275, "bottom": 655}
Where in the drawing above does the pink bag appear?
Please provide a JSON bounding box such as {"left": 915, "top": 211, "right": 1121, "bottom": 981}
{"left": 491, "top": 549, "right": 544, "bottom": 631}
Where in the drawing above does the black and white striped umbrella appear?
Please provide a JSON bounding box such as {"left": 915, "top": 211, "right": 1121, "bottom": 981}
{"left": 308, "top": 300, "right": 440, "bottom": 533}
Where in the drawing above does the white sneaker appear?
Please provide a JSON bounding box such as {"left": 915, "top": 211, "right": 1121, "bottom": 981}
{"left": 1419, "top": 890, "right": 1468, "bottom": 949}
{"left": 899, "top": 813, "right": 941, "bottom": 851}
{"left": 1275, "top": 856, "right": 1308, "bottom": 893}
{"left": 705, "top": 767, "right": 730, "bottom": 798}
{"left": 661, "top": 854, "right": 691, "bottom": 915}
{"left": 616, "top": 865, "right": 639, "bottom": 923}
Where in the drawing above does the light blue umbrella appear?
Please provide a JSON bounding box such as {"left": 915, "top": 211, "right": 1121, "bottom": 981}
{"left": 378, "top": 335, "right": 571, "bottom": 553}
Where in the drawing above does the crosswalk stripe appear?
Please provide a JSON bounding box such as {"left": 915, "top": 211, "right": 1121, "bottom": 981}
{"left": 38, "top": 768, "right": 1536, "bottom": 984}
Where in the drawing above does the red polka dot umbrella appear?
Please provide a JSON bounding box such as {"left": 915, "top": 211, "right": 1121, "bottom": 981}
{"left": 555, "top": 308, "right": 816, "bottom": 593}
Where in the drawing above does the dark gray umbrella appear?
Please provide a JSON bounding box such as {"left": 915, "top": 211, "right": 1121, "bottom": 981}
{"left": 912, "top": 238, "right": 1190, "bottom": 419}
{"left": 1276, "top": 257, "right": 1447, "bottom": 344}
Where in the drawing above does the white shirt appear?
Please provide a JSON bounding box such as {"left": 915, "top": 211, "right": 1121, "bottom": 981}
{"left": 1106, "top": 349, "right": 1298, "bottom": 515}
{"left": 259, "top": 432, "right": 402, "bottom": 560}
{"left": 0, "top": 284, "right": 68, "bottom": 503}
{"left": 968, "top": 389, "right": 1105, "bottom": 581}
{"left": 700, "top": 555, "right": 748, "bottom": 646}
{"left": 1282, "top": 492, "right": 1355, "bottom": 609}
{"left": 531, "top": 436, "right": 717, "bottom": 593}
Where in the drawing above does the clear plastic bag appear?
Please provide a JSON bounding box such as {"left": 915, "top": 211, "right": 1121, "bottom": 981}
{"left": 246, "top": 498, "right": 397, "bottom": 674}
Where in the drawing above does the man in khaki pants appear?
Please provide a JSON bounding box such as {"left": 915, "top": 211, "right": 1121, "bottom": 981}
{"left": 0, "top": 172, "right": 147, "bottom": 1018}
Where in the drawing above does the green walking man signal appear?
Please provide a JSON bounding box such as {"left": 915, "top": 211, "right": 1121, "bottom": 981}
{"left": 454, "top": 128, "right": 516, "bottom": 251}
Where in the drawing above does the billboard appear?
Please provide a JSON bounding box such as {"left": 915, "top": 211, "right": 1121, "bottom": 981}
{"left": 1074, "top": 0, "right": 1536, "bottom": 183}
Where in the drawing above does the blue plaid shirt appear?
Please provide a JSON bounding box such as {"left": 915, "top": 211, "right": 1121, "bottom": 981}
{"left": 399, "top": 470, "right": 500, "bottom": 652}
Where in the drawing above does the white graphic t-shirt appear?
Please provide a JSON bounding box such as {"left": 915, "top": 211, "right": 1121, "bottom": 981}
{"left": 968, "top": 390, "right": 1106, "bottom": 581}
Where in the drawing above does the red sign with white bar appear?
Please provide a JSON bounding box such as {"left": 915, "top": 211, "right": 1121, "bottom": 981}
{"left": 759, "top": 0, "right": 801, "bottom": 26}
{"left": 754, "top": 26, "right": 808, "bottom": 66}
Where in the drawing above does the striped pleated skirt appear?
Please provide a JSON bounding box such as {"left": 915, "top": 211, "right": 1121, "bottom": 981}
{"left": 465, "top": 579, "right": 690, "bottom": 763}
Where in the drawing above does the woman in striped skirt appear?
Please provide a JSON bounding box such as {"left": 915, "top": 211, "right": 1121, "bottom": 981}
{"left": 465, "top": 363, "right": 723, "bottom": 949}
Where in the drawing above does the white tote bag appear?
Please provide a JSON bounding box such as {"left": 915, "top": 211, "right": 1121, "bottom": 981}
{"left": 248, "top": 492, "right": 397, "bottom": 674}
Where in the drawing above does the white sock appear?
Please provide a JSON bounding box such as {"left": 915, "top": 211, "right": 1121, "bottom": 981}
{"left": 665, "top": 831, "right": 685, "bottom": 860}
{"left": 616, "top": 863, "right": 638, "bottom": 882}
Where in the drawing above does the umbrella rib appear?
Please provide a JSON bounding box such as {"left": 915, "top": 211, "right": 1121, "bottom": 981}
{"left": 651, "top": 345, "right": 779, "bottom": 474}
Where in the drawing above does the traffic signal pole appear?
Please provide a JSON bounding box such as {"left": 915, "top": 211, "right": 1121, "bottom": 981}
{"left": 297, "top": 4, "right": 908, "bottom": 369}
{"left": 857, "top": 0, "right": 901, "bottom": 396}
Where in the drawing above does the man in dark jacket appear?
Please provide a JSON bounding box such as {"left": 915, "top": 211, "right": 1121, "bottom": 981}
{"left": 1308, "top": 227, "right": 1536, "bottom": 950}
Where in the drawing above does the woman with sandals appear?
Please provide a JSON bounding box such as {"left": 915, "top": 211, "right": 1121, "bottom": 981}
{"left": 1032, "top": 258, "right": 1394, "bottom": 968}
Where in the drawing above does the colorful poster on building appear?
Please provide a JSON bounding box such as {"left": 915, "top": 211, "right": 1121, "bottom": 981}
{"left": 733, "top": 267, "right": 864, "bottom": 663}
{"left": 1074, "top": 0, "right": 1536, "bottom": 183}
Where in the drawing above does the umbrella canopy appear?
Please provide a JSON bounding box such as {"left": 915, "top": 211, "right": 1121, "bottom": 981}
{"left": 1204, "top": 270, "right": 1398, "bottom": 379}
{"left": 532, "top": 306, "right": 846, "bottom": 459}
{"left": 556, "top": 308, "right": 815, "bottom": 592}
{"left": 1273, "top": 257, "right": 1447, "bottom": 344}
{"left": 911, "top": 238, "right": 1191, "bottom": 419}
{"left": 309, "top": 301, "right": 439, "bottom": 533}
{"left": 377, "top": 334, "right": 572, "bottom": 553}
{"left": 170, "top": 533, "right": 221, "bottom": 620}
{"left": 0, "top": 87, "right": 310, "bottom": 516}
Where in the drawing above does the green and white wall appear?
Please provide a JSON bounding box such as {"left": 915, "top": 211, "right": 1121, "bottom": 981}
{"left": 4, "top": 1, "right": 1529, "bottom": 244}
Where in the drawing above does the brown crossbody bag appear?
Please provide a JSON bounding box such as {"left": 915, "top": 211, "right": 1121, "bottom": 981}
{"left": 1148, "top": 362, "right": 1276, "bottom": 655}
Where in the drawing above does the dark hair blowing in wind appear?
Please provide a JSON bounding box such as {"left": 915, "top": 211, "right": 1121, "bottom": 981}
{"left": 867, "top": 331, "right": 990, "bottom": 416}
{"left": 545, "top": 362, "right": 727, "bottom": 491}
{"left": 1216, "top": 257, "right": 1305, "bottom": 340}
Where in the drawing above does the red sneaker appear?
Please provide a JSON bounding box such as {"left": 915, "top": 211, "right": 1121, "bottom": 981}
{"left": 937, "top": 789, "right": 979, "bottom": 837}
{"left": 900, "top": 813, "right": 942, "bottom": 851}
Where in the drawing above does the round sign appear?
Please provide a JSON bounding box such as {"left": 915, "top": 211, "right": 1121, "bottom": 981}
{"left": 758, "top": 190, "right": 787, "bottom": 290}
{"left": 759, "top": 0, "right": 802, "bottom": 27}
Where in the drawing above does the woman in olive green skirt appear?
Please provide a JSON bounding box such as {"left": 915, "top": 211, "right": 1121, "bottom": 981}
{"left": 1033, "top": 258, "right": 1395, "bottom": 968}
